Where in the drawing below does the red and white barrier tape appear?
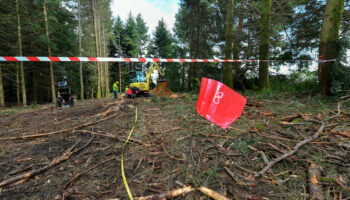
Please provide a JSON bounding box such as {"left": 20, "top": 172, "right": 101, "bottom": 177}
{"left": 0, "top": 56, "right": 336, "bottom": 63}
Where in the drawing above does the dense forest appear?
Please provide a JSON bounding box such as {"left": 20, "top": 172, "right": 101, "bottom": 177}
{"left": 0, "top": 0, "right": 349, "bottom": 107}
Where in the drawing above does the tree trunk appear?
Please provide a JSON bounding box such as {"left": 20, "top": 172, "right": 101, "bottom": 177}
{"left": 118, "top": 35, "right": 122, "bottom": 93}
{"left": 16, "top": 0, "right": 27, "bottom": 106}
{"left": 33, "top": 68, "right": 37, "bottom": 104}
{"left": 98, "top": 9, "right": 104, "bottom": 97}
{"left": 318, "top": 0, "right": 344, "bottom": 96}
{"left": 187, "top": 4, "right": 200, "bottom": 91}
{"left": 258, "top": 0, "right": 272, "bottom": 90}
{"left": 78, "top": 0, "right": 84, "bottom": 100}
{"left": 16, "top": 63, "right": 20, "bottom": 105}
{"left": 0, "top": 64, "right": 4, "bottom": 107}
{"left": 43, "top": 1, "right": 56, "bottom": 104}
{"left": 119, "top": 62, "right": 122, "bottom": 92}
{"left": 224, "top": 0, "right": 234, "bottom": 88}
{"left": 102, "top": 25, "right": 109, "bottom": 96}
{"left": 233, "top": 0, "right": 246, "bottom": 89}
{"left": 92, "top": 0, "right": 101, "bottom": 99}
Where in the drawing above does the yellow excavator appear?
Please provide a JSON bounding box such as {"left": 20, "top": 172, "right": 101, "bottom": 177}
{"left": 127, "top": 62, "right": 167, "bottom": 98}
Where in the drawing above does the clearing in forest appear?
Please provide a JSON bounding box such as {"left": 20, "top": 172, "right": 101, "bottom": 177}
{"left": 0, "top": 93, "right": 349, "bottom": 199}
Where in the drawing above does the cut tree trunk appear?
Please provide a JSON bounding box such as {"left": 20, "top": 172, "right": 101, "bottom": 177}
{"left": 224, "top": 0, "right": 234, "bottom": 88}
{"left": 318, "top": 0, "right": 344, "bottom": 96}
{"left": 308, "top": 163, "right": 324, "bottom": 200}
{"left": 258, "top": 0, "right": 272, "bottom": 90}
{"left": 16, "top": 0, "right": 27, "bottom": 106}
{"left": 43, "top": 1, "right": 56, "bottom": 104}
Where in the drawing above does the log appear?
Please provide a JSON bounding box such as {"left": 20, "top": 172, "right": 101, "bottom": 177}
{"left": 308, "top": 163, "right": 324, "bottom": 200}
{"left": 198, "top": 187, "right": 231, "bottom": 200}
{"left": 135, "top": 185, "right": 194, "bottom": 200}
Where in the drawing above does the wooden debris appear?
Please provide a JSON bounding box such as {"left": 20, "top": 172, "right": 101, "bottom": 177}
{"left": 248, "top": 145, "right": 258, "bottom": 151}
{"left": 308, "top": 163, "right": 324, "bottom": 200}
{"left": 135, "top": 185, "right": 194, "bottom": 200}
{"left": 162, "top": 142, "right": 185, "bottom": 161}
{"left": 224, "top": 167, "right": 256, "bottom": 187}
{"left": 256, "top": 123, "right": 326, "bottom": 177}
{"left": 0, "top": 113, "right": 130, "bottom": 140}
{"left": 259, "top": 151, "right": 269, "bottom": 164}
{"left": 9, "top": 164, "right": 33, "bottom": 176}
{"left": 198, "top": 186, "right": 231, "bottom": 200}
{"left": 280, "top": 114, "right": 301, "bottom": 122}
{"left": 63, "top": 157, "right": 116, "bottom": 191}
{"left": 268, "top": 143, "right": 287, "bottom": 154}
{"left": 197, "top": 132, "right": 235, "bottom": 139}
{"left": 330, "top": 129, "right": 350, "bottom": 139}
{"left": 0, "top": 137, "right": 93, "bottom": 187}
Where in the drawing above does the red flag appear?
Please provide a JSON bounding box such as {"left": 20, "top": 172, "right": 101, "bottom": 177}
{"left": 197, "top": 78, "right": 246, "bottom": 129}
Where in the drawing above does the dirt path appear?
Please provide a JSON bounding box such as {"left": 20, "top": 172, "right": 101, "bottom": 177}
{"left": 0, "top": 95, "right": 349, "bottom": 199}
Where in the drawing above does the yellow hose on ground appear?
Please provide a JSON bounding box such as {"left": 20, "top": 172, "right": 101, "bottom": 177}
{"left": 121, "top": 107, "right": 138, "bottom": 200}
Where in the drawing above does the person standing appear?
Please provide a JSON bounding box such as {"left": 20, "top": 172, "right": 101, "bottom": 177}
{"left": 113, "top": 81, "right": 119, "bottom": 99}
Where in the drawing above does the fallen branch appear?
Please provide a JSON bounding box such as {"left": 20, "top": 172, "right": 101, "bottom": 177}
{"left": 256, "top": 123, "right": 326, "bottom": 177}
{"left": 198, "top": 187, "right": 231, "bottom": 200}
{"left": 135, "top": 185, "right": 194, "bottom": 200}
{"left": 162, "top": 142, "right": 185, "bottom": 161}
{"left": 280, "top": 114, "right": 301, "bottom": 122}
{"left": 0, "top": 137, "right": 93, "bottom": 187}
{"left": 9, "top": 164, "right": 33, "bottom": 176}
{"left": 224, "top": 167, "right": 256, "bottom": 187}
{"left": 197, "top": 132, "right": 235, "bottom": 139}
{"left": 78, "top": 130, "right": 151, "bottom": 147}
{"left": 308, "top": 163, "right": 324, "bottom": 200}
{"left": 0, "top": 113, "right": 130, "bottom": 141}
{"left": 63, "top": 157, "right": 117, "bottom": 191}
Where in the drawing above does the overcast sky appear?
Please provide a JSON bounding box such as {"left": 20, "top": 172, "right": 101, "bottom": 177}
{"left": 111, "top": 0, "right": 179, "bottom": 34}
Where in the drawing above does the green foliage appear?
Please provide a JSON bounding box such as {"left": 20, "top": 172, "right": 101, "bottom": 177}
{"left": 256, "top": 123, "right": 267, "bottom": 132}
{"left": 121, "top": 13, "right": 140, "bottom": 57}
{"left": 268, "top": 71, "right": 319, "bottom": 94}
{"left": 231, "top": 139, "right": 249, "bottom": 154}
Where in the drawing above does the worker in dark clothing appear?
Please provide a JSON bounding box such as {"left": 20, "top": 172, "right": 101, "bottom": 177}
{"left": 57, "top": 76, "right": 74, "bottom": 107}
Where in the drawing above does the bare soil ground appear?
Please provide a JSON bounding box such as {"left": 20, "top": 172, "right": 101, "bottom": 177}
{"left": 0, "top": 93, "right": 349, "bottom": 200}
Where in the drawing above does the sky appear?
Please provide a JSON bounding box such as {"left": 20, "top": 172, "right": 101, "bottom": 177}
{"left": 111, "top": 0, "right": 179, "bottom": 34}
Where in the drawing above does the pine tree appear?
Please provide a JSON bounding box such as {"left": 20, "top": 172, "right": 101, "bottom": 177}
{"left": 136, "top": 14, "right": 149, "bottom": 57}
{"left": 152, "top": 19, "right": 174, "bottom": 82}
{"left": 153, "top": 19, "right": 172, "bottom": 58}
{"left": 122, "top": 12, "right": 140, "bottom": 57}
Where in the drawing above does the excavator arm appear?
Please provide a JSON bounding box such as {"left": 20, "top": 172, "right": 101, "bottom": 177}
{"left": 145, "top": 62, "right": 164, "bottom": 88}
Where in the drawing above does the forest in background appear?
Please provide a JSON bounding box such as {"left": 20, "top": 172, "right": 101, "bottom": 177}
{"left": 0, "top": 0, "right": 349, "bottom": 107}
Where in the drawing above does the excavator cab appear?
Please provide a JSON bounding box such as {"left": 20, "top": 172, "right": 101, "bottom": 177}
{"left": 129, "top": 71, "right": 145, "bottom": 83}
